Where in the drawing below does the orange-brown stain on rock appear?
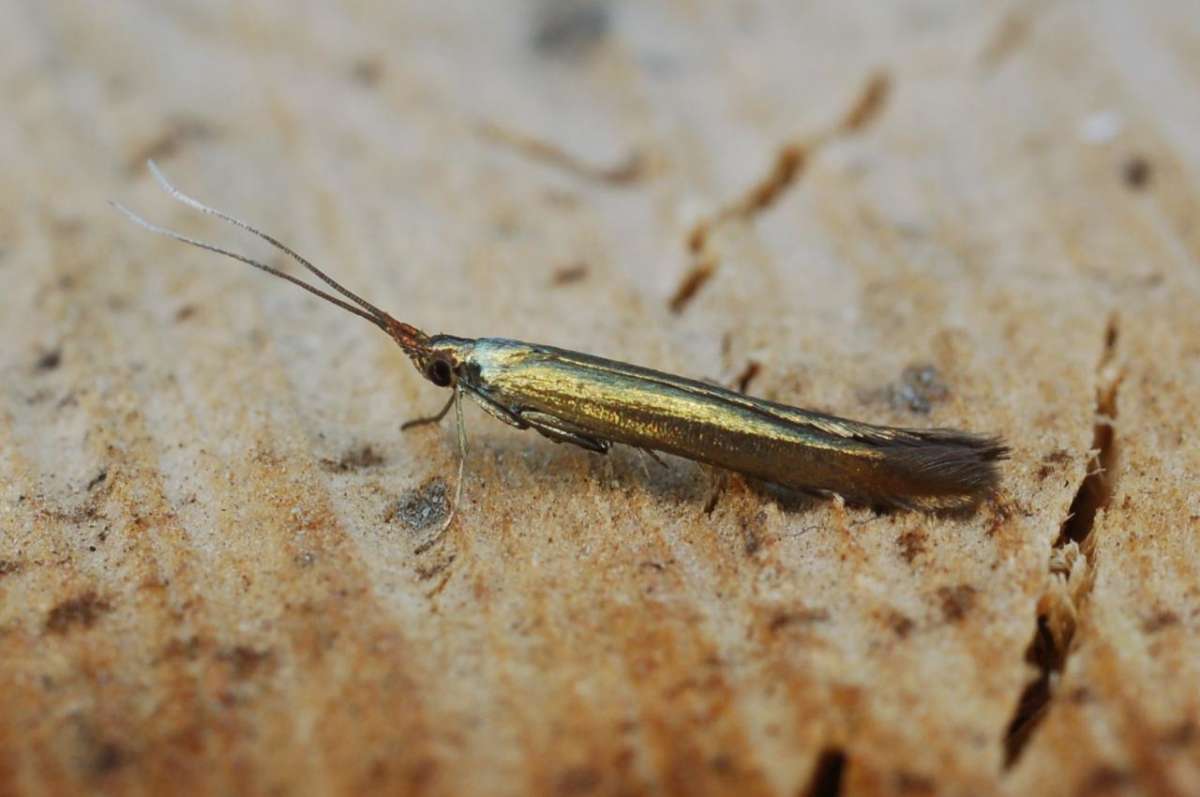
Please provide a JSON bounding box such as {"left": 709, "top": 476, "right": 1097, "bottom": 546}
{"left": 230, "top": 446, "right": 444, "bottom": 796}
{"left": 45, "top": 591, "right": 112, "bottom": 634}
{"left": 616, "top": 612, "right": 776, "bottom": 796}
{"left": 896, "top": 529, "right": 928, "bottom": 564}
{"left": 937, "top": 585, "right": 977, "bottom": 623}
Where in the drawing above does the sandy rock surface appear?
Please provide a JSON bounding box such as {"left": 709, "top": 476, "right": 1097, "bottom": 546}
{"left": 1, "top": 2, "right": 1197, "bottom": 795}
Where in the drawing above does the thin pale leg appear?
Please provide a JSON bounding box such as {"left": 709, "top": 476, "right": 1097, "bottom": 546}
{"left": 417, "top": 389, "right": 468, "bottom": 553}
{"left": 401, "top": 393, "right": 456, "bottom": 431}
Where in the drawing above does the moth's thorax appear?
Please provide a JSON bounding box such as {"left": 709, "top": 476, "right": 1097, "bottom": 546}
{"left": 460, "top": 337, "right": 539, "bottom": 386}
{"left": 425, "top": 334, "right": 474, "bottom": 359}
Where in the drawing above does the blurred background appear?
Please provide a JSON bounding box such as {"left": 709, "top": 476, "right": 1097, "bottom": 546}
{"left": 2, "top": 2, "right": 1198, "bottom": 795}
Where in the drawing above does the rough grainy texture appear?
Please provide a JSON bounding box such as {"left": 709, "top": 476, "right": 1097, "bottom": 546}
{"left": 1, "top": 2, "right": 1196, "bottom": 795}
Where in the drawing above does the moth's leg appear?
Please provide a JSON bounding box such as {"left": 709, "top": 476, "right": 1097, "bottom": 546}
{"left": 447, "top": 389, "right": 468, "bottom": 519}
{"left": 518, "top": 410, "right": 610, "bottom": 454}
{"left": 416, "top": 388, "right": 469, "bottom": 554}
{"left": 462, "top": 386, "right": 608, "bottom": 452}
{"left": 466, "top": 388, "right": 529, "bottom": 430}
{"left": 400, "top": 393, "right": 456, "bottom": 431}
{"left": 639, "top": 447, "right": 667, "bottom": 467}
{"left": 700, "top": 465, "right": 729, "bottom": 515}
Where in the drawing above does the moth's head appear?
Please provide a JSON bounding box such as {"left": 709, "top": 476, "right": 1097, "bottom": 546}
{"left": 411, "top": 335, "right": 474, "bottom": 389}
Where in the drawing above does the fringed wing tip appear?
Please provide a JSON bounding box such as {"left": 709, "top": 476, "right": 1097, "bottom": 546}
{"left": 875, "top": 429, "right": 1010, "bottom": 511}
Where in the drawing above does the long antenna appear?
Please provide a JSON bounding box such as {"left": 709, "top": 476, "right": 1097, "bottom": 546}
{"left": 113, "top": 161, "right": 430, "bottom": 354}
{"left": 148, "top": 160, "right": 395, "bottom": 322}
{"left": 111, "top": 200, "right": 390, "bottom": 330}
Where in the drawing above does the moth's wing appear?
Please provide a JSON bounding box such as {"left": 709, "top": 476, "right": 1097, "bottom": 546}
{"left": 530, "top": 345, "right": 1004, "bottom": 451}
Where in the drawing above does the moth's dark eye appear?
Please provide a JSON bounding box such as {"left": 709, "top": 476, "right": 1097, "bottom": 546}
{"left": 428, "top": 359, "right": 453, "bottom": 387}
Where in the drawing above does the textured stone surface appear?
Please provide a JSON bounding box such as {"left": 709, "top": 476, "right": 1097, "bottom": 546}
{"left": 1, "top": 2, "right": 1197, "bottom": 795}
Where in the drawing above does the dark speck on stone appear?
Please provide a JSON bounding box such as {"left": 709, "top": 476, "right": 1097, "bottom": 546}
{"left": 886, "top": 364, "right": 949, "bottom": 414}
{"left": 1122, "top": 155, "right": 1151, "bottom": 190}
{"left": 532, "top": 0, "right": 610, "bottom": 59}
{"left": 36, "top": 348, "right": 62, "bottom": 371}
{"left": 388, "top": 480, "right": 449, "bottom": 531}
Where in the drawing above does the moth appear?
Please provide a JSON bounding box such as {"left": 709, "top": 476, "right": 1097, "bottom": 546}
{"left": 115, "top": 162, "right": 1007, "bottom": 540}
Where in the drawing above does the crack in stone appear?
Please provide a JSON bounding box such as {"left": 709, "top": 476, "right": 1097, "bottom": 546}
{"left": 476, "top": 120, "right": 644, "bottom": 185}
{"left": 671, "top": 71, "right": 891, "bottom": 313}
{"left": 977, "top": 0, "right": 1061, "bottom": 70}
{"left": 667, "top": 257, "right": 716, "bottom": 313}
{"left": 804, "top": 747, "right": 847, "bottom": 797}
{"left": 1003, "top": 316, "right": 1121, "bottom": 769}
